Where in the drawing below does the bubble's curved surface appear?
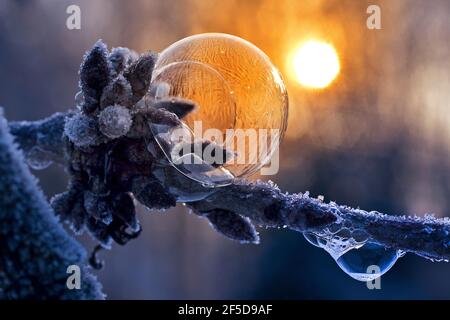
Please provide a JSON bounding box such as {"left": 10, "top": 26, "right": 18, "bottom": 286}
{"left": 152, "top": 61, "right": 237, "bottom": 133}
{"left": 152, "top": 33, "right": 289, "bottom": 185}
{"left": 335, "top": 242, "right": 401, "bottom": 282}
{"left": 304, "top": 231, "right": 403, "bottom": 282}
{"left": 303, "top": 232, "right": 327, "bottom": 248}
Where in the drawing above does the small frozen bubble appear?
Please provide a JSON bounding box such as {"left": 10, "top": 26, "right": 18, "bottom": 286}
{"left": 74, "top": 91, "right": 84, "bottom": 108}
{"left": 303, "top": 232, "right": 327, "bottom": 248}
{"left": 303, "top": 232, "right": 401, "bottom": 281}
{"left": 335, "top": 242, "right": 401, "bottom": 282}
{"left": 26, "top": 146, "right": 53, "bottom": 170}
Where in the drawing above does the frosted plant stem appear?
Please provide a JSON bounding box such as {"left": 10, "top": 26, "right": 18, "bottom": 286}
{"left": 191, "top": 180, "right": 450, "bottom": 261}
{"left": 0, "top": 110, "right": 104, "bottom": 299}
{"left": 9, "top": 112, "right": 72, "bottom": 166}
{"left": 9, "top": 113, "right": 450, "bottom": 262}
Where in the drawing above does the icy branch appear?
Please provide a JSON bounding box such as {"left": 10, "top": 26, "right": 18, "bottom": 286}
{"left": 8, "top": 112, "right": 450, "bottom": 261}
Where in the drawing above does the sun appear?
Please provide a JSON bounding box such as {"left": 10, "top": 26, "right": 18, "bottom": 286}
{"left": 290, "top": 40, "right": 340, "bottom": 89}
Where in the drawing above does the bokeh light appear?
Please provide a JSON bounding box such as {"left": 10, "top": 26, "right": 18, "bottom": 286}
{"left": 290, "top": 40, "right": 340, "bottom": 89}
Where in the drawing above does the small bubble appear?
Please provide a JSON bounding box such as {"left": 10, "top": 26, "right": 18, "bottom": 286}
{"left": 303, "top": 232, "right": 402, "bottom": 281}
{"left": 26, "top": 147, "right": 53, "bottom": 170}
{"left": 335, "top": 242, "right": 401, "bottom": 282}
{"left": 74, "top": 91, "right": 84, "bottom": 108}
{"left": 303, "top": 232, "right": 327, "bottom": 248}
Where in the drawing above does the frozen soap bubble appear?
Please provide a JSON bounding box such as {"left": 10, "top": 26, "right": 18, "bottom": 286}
{"left": 303, "top": 232, "right": 328, "bottom": 248}
{"left": 150, "top": 33, "right": 289, "bottom": 187}
{"left": 336, "top": 242, "right": 402, "bottom": 282}
{"left": 304, "top": 233, "right": 403, "bottom": 282}
{"left": 153, "top": 61, "right": 237, "bottom": 132}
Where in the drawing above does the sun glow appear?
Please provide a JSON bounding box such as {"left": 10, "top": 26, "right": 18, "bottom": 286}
{"left": 290, "top": 40, "right": 340, "bottom": 89}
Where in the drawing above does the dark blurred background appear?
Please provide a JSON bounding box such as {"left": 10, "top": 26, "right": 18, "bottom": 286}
{"left": 1, "top": 0, "right": 450, "bottom": 299}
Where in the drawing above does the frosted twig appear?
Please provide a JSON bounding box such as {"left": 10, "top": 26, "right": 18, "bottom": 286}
{"left": 9, "top": 111, "right": 450, "bottom": 261}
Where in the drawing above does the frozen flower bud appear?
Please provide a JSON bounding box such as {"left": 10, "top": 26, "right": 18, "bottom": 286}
{"left": 108, "top": 47, "right": 132, "bottom": 75}
{"left": 146, "top": 107, "right": 181, "bottom": 128}
{"left": 204, "top": 209, "right": 260, "bottom": 244}
{"left": 124, "top": 52, "right": 158, "bottom": 102}
{"left": 79, "top": 40, "right": 111, "bottom": 113}
{"left": 153, "top": 98, "right": 197, "bottom": 119}
{"left": 64, "top": 113, "right": 104, "bottom": 147}
{"left": 98, "top": 105, "right": 132, "bottom": 139}
{"left": 107, "top": 219, "right": 142, "bottom": 246}
{"left": 112, "top": 192, "right": 139, "bottom": 231}
{"left": 100, "top": 75, "right": 133, "bottom": 109}
{"left": 86, "top": 217, "right": 112, "bottom": 248}
{"left": 83, "top": 191, "right": 113, "bottom": 225}
{"left": 176, "top": 140, "right": 235, "bottom": 167}
{"left": 131, "top": 176, "right": 176, "bottom": 210}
